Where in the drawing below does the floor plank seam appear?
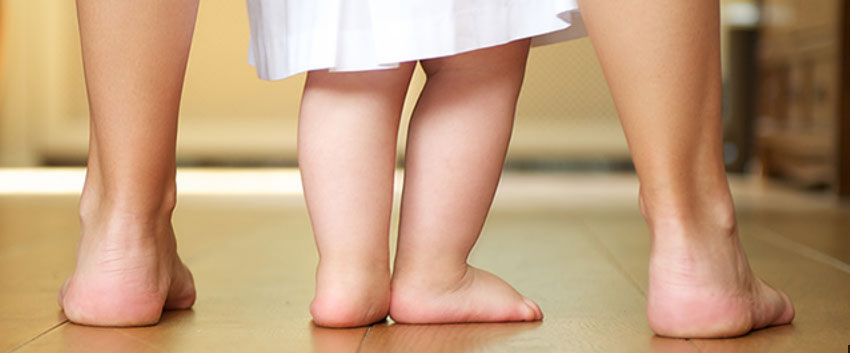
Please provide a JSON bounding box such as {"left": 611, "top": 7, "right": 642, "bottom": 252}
{"left": 686, "top": 338, "right": 704, "bottom": 352}
{"left": 8, "top": 320, "right": 68, "bottom": 353}
{"left": 750, "top": 224, "right": 850, "bottom": 275}
{"left": 355, "top": 325, "right": 374, "bottom": 353}
{"left": 578, "top": 220, "right": 647, "bottom": 297}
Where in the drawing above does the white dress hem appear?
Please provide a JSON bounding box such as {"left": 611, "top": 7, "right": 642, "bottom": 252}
{"left": 247, "top": 1, "right": 586, "bottom": 81}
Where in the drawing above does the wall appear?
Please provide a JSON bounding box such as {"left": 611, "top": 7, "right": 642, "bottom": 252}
{"left": 0, "top": 0, "right": 629, "bottom": 166}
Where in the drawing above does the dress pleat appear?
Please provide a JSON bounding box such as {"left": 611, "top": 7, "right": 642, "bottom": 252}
{"left": 247, "top": 0, "right": 586, "bottom": 80}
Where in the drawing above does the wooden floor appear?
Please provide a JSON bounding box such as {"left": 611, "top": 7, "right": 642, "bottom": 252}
{"left": 2, "top": 170, "right": 849, "bottom": 353}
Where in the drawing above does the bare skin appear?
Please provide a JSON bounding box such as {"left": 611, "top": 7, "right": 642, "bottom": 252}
{"left": 61, "top": 0, "right": 790, "bottom": 336}
{"left": 390, "top": 45, "right": 543, "bottom": 324}
{"left": 578, "top": 0, "right": 795, "bottom": 338}
{"left": 299, "top": 64, "right": 414, "bottom": 327}
{"left": 299, "top": 40, "right": 542, "bottom": 327}
{"left": 59, "top": 0, "right": 199, "bottom": 326}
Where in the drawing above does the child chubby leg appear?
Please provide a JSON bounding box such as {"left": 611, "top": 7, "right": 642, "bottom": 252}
{"left": 298, "top": 64, "right": 416, "bottom": 327}
{"left": 389, "top": 39, "right": 543, "bottom": 324}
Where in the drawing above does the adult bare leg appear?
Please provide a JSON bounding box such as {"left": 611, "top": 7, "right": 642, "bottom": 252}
{"left": 60, "top": 0, "right": 199, "bottom": 327}
{"left": 578, "top": 0, "right": 794, "bottom": 338}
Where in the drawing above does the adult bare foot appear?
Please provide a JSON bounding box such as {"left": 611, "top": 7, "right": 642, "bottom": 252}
{"left": 59, "top": 195, "right": 195, "bottom": 327}
{"left": 310, "top": 259, "right": 390, "bottom": 327}
{"left": 389, "top": 264, "right": 542, "bottom": 324}
{"left": 644, "top": 197, "right": 794, "bottom": 338}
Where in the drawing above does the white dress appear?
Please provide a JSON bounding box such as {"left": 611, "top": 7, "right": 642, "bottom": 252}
{"left": 247, "top": 0, "right": 586, "bottom": 81}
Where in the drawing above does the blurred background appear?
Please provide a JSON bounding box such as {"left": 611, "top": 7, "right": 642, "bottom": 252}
{"left": 0, "top": 0, "right": 847, "bottom": 197}
{"left": 2, "top": 3, "right": 850, "bottom": 351}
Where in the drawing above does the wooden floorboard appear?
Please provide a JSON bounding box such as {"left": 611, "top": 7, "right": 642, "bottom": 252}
{"left": 1, "top": 171, "right": 847, "bottom": 352}
{"left": 584, "top": 210, "right": 850, "bottom": 352}
{"left": 358, "top": 212, "right": 695, "bottom": 352}
{"left": 12, "top": 197, "right": 369, "bottom": 353}
{"left": 0, "top": 196, "right": 77, "bottom": 353}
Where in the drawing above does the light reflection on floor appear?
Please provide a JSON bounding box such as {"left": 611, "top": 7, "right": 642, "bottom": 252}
{"left": 0, "top": 168, "right": 313, "bottom": 195}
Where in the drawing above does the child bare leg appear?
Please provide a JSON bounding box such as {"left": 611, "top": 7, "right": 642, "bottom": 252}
{"left": 59, "top": 0, "right": 198, "bottom": 327}
{"left": 389, "top": 40, "right": 543, "bottom": 323}
{"left": 578, "top": 0, "right": 794, "bottom": 337}
{"left": 298, "top": 64, "right": 416, "bottom": 327}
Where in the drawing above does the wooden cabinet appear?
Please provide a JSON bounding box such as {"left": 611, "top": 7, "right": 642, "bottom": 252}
{"left": 756, "top": 0, "right": 850, "bottom": 195}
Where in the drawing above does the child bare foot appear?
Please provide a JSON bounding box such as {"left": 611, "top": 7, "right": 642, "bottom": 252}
{"left": 59, "top": 202, "right": 195, "bottom": 327}
{"left": 310, "top": 260, "right": 390, "bottom": 327}
{"left": 644, "top": 201, "right": 794, "bottom": 338}
{"left": 389, "top": 265, "right": 543, "bottom": 324}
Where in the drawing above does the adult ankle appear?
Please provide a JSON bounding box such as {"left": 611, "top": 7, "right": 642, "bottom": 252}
{"left": 79, "top": 181, "right": 177, "bottom": 222}
{"left": 638, "top": 188, "right": 737, "bottom": 239}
